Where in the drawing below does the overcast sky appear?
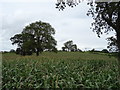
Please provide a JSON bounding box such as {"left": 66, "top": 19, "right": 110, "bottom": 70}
{"left": 0, "top": 0, "right": 115, "bottom": 51}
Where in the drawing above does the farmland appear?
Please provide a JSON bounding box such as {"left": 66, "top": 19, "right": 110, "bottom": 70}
{"left": 2, "top": 52, "right": 120, "bottom": 89}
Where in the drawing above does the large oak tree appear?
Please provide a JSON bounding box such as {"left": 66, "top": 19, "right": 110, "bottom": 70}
{"left": 10, "top": 21, "right": 57, "bottom": 56}
{"left": 56, "top": 0, "right": 120, "bottom": 82}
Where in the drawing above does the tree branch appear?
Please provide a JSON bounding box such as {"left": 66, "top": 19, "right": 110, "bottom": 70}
{"left": 101, "top": 14, "right": 117, "bottom": 30}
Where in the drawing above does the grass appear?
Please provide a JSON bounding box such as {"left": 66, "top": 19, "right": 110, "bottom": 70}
{"left": 2, "top": 52, "right": 120, "bottom": 89}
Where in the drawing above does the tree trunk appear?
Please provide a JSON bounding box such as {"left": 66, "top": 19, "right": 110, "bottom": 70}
{"left": 118, "top": 50, "right": 120, "bottom": 85}
{"left": 36, "top": 37, "right": 40, "bottom": 56}
{"left": 116, "top": 29, "right": 120, "bottom": 84}
{"left": 116, "top": 6, "right": 120, "bottom": 84}
{"left": 36, "top": 48, "right": 39, "bottom": 56}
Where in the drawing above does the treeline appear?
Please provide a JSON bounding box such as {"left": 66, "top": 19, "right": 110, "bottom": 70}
{"left": 3, "top": 48, "right": 117, "bottom": 54}
{"left": 3, "top": 38, "right": 118, "bottom": 57}
{"left": 5, "top": 45, "right": 113, "bottom": 54}
{"left": 4, "top": 20, "right": 117, "bottom": 56}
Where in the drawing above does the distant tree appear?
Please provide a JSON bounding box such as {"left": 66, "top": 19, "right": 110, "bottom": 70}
{"left": 10, "top": 21, "right": 57, "bottom": 56}
{"left": 64, "top": 40, "right": 73, "bottom": 51}
{"left": 3, "top": 51, "right": 9, "bottom": 53}
{"left": 90, "top": 48, "right": 95, "bottom": 52}
{"left": 9, "top": 49, "right": 15, "bottom": 53}
{"left": 71, "top": 44, "right": 78, "bottom": 51}
{"left": 62, "top": 40, "right": 78, "bottom": 52}
{"left": 101, "top": 49, "right": 109, "bottom": 53}
{"left": 62, "top": 46, "right": 66, "bottom": 51}
{"left": 77, "top": 48, "right": 82, "bottom": 52}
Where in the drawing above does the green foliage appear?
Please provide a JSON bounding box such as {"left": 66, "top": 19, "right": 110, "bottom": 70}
{"left": 107, "top": 36, "right": 118, "bottom": 52}
{"left": 2, "top": 52, "right": 120, "bottom": 89}
{"left": 62, "top": 40, "right": 78, "bottom": 52}
{"left": 56, "top": 0, "right": 80, "bottom": 10}
{"left": 87, "top": 1, "right": 120, "bottom": 60}
{"left": 56, "top": 0, "right": 120, "bottom": 64}
{"left": 101, "top": 49, "right": 109, "bottom": 53}
{"left": 9, "top": 49, "right": 15, "bottom": 53}
{"left": 10, "top": 21, "right": 57, "bottom": 56}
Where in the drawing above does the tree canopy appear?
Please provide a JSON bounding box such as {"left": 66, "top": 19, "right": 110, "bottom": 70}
{"left": 62, "top": 40, "right": 78, "bottom": 51}
{"left": 56, "top": 1, "right": 120, "bottom": 52}
{"left": 10, "top": 21, "right": 57, "bottom": 56}
{"left": 87, "top": 1, "right": 120, "bottom": 72}
{"left": 56, "top": 1, "right": 120, "bottom": 55}
{"left": 56, "top": 0, "right": 81, "bottom": 10}
{"left": 56, "top": 0, "right": 120, "bottom": 81}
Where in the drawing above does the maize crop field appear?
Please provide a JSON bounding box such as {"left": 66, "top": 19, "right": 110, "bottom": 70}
{"left": 2, "top": 52, "right": 120, "bottom": 89}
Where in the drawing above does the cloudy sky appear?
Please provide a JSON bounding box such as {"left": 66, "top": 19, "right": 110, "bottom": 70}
{"left": 0, "top": 0, "right": 115, "bottom": 51}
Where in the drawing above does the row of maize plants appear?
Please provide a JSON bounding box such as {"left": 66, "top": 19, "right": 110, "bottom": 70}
{"left": 2, "top": 52, "right": 120, "bottom": 89}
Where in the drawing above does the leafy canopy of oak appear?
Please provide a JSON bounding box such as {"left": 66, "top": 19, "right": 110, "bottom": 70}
{"left": 10, "top": 21, "right": 57, "bottom": 56}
